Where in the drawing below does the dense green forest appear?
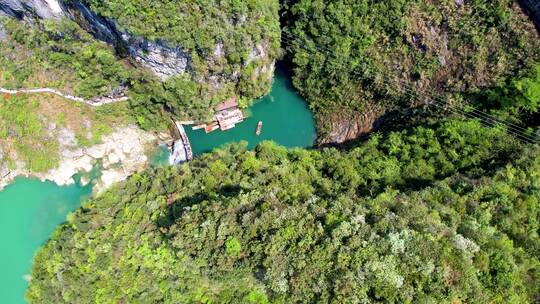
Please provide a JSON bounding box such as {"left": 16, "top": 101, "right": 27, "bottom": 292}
{"left": 83, "top": 0, "right": 280, "bottom": 55}
{"left": 284, "top": 0, "right": 540, "bottom": 142}
{"left": 27, "top": 119, "right": 540, "bottom": 303}
{"left": 5, "top": 0, "right": 538, "bottom": 303}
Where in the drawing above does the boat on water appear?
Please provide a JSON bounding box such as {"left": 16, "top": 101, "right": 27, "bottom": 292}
{"left": 256, "top": 121, "right": 263, "bottom": 136}
{"left": 204, "top": 122, "right": 220, "bottom": 133}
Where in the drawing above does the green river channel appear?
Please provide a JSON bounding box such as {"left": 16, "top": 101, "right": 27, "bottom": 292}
{"left": 0, "top": 65, "right": 316, "bottom": 303}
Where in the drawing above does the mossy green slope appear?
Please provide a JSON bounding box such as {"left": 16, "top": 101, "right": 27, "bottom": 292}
{"left": 0, "top": 18, "right": 132, "bottom": 99}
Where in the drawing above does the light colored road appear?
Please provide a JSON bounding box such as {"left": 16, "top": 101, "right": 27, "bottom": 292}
{"left": 0, "top": 87, "right": 128, "bottom": 106}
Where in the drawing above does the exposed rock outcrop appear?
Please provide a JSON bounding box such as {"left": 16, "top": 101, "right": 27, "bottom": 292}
{"left": 123, "top": 36, "right": 190, "bottom": 79}
{"left": 46, "top": 125, "right": 157, "bottom": 192}
{"left": 64, "top": 2, "right": 274, "bottom": 81}
{"left": 0, "top": 148, "right": 10, "bottom": 183}
{"left": 0, "top": 0, "right": 191, "bottom": 79}
{"left": 319, "top": 103, "right": 385, "bottom": 145}
{"left": 0, "top": 125, "right": 159, "bottom": 193}
{"left": 62, "top": 1, "right": 119, "bottom": 44}
{"left": 62, "top": 1, "right": 192, "bottom": 79}
{"left": 0, "top": 0, "right": 64, "bottom": 19}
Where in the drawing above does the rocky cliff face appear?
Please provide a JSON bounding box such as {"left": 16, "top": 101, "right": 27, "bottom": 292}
{"left": 0, "top": 0, "right": 271, "bottom": 81}
{"left": 0, "top": 0, "right": 64, "bottom": 19}
{"left": 123, "top": 37, "right": 190, "bottom": 79}
{"left": 319, "top": 102, "right": 386, "bottom": 145}
{"left": 0, "top": 1, "right": 192, "bottom": 79}
{"left": 62, "top": 1, "right": 191, "bottom": 79}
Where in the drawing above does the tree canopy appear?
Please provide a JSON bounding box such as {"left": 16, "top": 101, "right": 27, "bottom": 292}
{"left": 27, "top": 119, "right": 540, "bottom": 303}
{"left": 5, "top": 1, "right": 539, "bottom": 302}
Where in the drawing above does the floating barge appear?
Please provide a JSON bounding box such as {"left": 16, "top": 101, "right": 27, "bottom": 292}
{"left": 192, "top": 97, "right": 245, "bottom": 133}
{"left": 215, "top": 108, "right": 244, "bottom": 131}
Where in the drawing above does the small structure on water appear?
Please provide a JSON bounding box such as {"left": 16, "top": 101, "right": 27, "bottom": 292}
{"left": 192, "top": 97, "right": 244, "bottom": 133}
{"left": 256, "top": 121, "right": 263, "bottom": 136}
{"left": 169, "top": 120, "right": 193, "bottom": 164}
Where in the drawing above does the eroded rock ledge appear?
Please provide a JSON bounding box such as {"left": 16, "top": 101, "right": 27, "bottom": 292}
{"left": 0, "top": 125, "right": 159, "bottom": 193}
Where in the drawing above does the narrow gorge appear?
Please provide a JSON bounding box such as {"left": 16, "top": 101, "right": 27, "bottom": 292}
{"left": 1, "top": 1, "right": 539, "bottom": 303}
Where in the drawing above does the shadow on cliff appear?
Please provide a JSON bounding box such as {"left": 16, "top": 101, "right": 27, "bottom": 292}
{"left": 318, "top": 104, "right": 438, "bottom": 152}
{"left": 518, "top": 0, "right": 540, "bottom": 34}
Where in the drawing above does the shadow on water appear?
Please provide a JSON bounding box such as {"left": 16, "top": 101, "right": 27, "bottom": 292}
{"left": 275, "top": 60, "right": 299, "bottom": 92}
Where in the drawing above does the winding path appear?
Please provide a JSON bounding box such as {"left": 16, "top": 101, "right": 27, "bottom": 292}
{"left": 0, "top": 87, "right": 128, "bottom": 106}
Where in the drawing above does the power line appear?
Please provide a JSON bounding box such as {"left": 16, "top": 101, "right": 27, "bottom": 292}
{"left": 279, "top": 32, "right": 539, "bottom": 144}
{"left": 279, "top": 32, "right": 538, "bottom": 142}
{"left": 278, "top": 33, "right": 528, "bottom": 137}
{"left": 367, "top": 68, "right": 538, "bottom": 143}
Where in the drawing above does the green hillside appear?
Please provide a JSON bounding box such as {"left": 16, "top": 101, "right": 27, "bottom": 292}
{"left": 82, "top": 0, "right": 281, "bottom": 125}
{"left": 285, "top": 0, "right": 540, "bottom": 142}
{"left": 27, "top": 120, "right": 540, "bottom": 303}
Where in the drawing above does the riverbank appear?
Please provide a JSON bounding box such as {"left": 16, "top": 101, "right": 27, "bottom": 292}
{"left": 186, "top": 66, "right": 316, "bottom": 154}
{"left": 0, "top": 125, "right": 159, "bottom": 193}
{"left": 0, "top": 93, "right": 164, "bottom": 193}
{"left": 0, "top": 65, "right": 316, "bottom": 194}
{"left": 0, "top": 64, "right": 317, "bottom": 303}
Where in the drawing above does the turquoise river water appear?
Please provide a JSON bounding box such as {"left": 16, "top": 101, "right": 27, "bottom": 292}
{"left": 0, "top": 66, "right": 316, "bottom": 303}
{"left": 0, "top": 178, "right": 93, "bottom": 303}
{"left": 186, "top": 66, "right": 316, "bottom": 153}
